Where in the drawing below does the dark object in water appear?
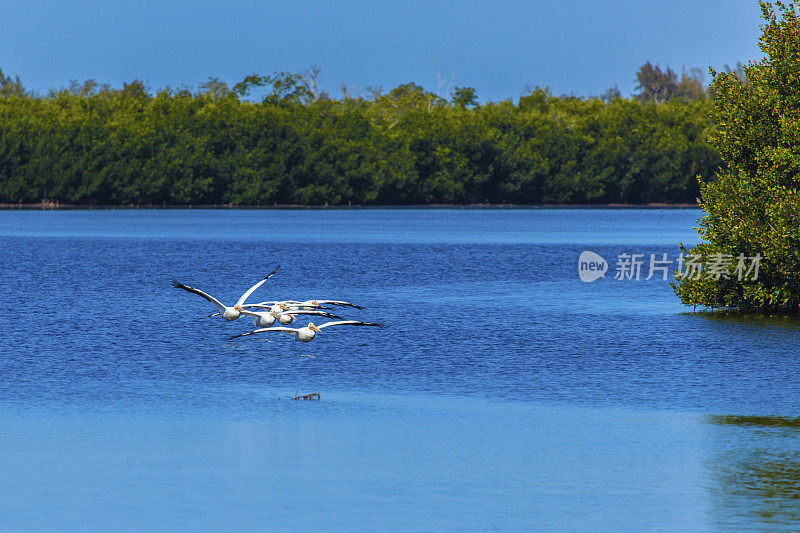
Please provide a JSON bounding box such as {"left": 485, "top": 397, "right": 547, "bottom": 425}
{"left": 291, "top": 392, "right": 321, "bottom": 400}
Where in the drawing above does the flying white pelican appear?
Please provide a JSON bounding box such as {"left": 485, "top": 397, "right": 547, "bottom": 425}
{"left": 172, "top": 265, "right": 280, "bottom": 321}
{"left": 229, "top": 320, "right": 382, "bottom": 343}
{"left": 239, "top": 308, "right": 342, "bottom": 328}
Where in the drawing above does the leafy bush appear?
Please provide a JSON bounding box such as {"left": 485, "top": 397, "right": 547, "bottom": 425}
{"left": 673, "top": 1, "right": 800, "bottom": 312}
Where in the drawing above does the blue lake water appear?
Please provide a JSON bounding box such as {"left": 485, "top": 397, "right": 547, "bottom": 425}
{"left": 1, "top": 208, "right": 800, "bottom": 530}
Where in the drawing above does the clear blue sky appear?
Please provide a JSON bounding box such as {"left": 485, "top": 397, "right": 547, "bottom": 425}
{"left": 1, "top": 0, "right": 763, "bottom": 101}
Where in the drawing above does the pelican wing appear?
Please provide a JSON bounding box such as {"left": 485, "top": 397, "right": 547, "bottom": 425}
{"left": 243, "top": 301, "right": 333, "bottom": 311}
{"left": 285, "top": 310, "right": 343, "bottom": 319}
{"left": 241, "top": 302, "right": 280, "bottom": 309}
{"left": 312, "top": 300, "right": 366, "bottom": 310}
{"left": 239, "top": 309, "right": 266, "bottom": 318}
{"left": 276, "top": 303, "right": 333, "bottom": 311}
{"left": 286, "top": 305, "right": 331, "bottom": 311}
{"left": 271, "top": 300, "right": 345, "bottom": 310}
{"left": 276, "top": 300, "right": 324, "bottom": 308}
{"left": 316, "top": 320, "right": 382, "bottom": 330}
{"left": 228, "top": 326, "right": 298, "bottom": 340}
{"left": 242, "top": 300, "right": 322, "bottom": 309}
{"left": 172, "top": 280, "right": 227, "bottom": 313}
{"left": 236, "top": 265, "right": 280, "bottom": 307}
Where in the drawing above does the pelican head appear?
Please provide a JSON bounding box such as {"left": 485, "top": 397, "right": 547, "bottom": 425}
{"left": 311, "top": 300, "right": 318, "bottom": 306}
{"left": 280, "top": 303, "right": 288, "bottom": 311}
{"left": 308, "top": 322, "right": 322, "bottom": 333}
{"left": 270, "top": 310, "right": 278, "bottom": 317}
{"left": 234, "top": 305, "right": 243, "bottom": 312}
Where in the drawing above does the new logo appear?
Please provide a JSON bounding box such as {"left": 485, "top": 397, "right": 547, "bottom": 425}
{"left": 578, "top": 251, "right": 607, "bottom": 282}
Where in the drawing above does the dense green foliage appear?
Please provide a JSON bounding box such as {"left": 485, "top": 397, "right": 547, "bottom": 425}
{"left": 673, "top": 1, "right": 800, "bottom": 313}
{"left": 0, "top": 68, "right": 718, "bottom": 206}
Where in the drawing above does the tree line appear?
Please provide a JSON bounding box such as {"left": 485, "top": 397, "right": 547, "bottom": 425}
{"left": 0, "top": 64, "right": 721, "bottom": 205}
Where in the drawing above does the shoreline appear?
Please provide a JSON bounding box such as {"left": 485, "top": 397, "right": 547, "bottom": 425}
{"left": 0, "top": 202, "right": 700, "bottom": 210}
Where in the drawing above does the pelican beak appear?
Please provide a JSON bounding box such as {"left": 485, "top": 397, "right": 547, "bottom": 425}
{"left": 234, "top": 305, "right": 243, "bottom": 311}
{"left": 310, "top": 324, "right": 322, "bottom": 333}
{"left": 312, "top": 300, "right": 318, "bottom": 306}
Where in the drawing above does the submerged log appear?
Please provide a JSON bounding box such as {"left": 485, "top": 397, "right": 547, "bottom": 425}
{"left": 291, "top": 392, "right": 321, "bottom": 400}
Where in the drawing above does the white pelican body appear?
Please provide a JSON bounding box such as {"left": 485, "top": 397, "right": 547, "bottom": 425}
{"left": 241, "top": 309, "right": 277, "bottom": 327}
{"left": 172, "top": 266, "right": 279, "bottom": 321}
{"left": 221, "top": 308, "right": 240, "bottom": 321}
{"left": 293, "top": 325, "right": 320, "bottom": 343}
{"left": 229, "top": 321, "right": 382, "bottom": 343}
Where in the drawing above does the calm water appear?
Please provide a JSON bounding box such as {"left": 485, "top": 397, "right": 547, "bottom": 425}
{"left": 1, "top": 208, "right": 799, "bottom": 530}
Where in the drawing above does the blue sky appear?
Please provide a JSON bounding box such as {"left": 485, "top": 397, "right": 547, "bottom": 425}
{"left": 1, "top": 0, "right": 763, "bottom": 101}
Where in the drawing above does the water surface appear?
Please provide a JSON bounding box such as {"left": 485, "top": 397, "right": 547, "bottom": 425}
{"left": 1, "top": 208, "right": 799, "bottom": 530}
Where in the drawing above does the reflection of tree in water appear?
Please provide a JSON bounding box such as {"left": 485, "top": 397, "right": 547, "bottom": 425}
{"left": 713, "top": 416, "right": 800, "bottom": 429}
{"left": 707, "top": 415, "right": 800, "bottom": 527}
